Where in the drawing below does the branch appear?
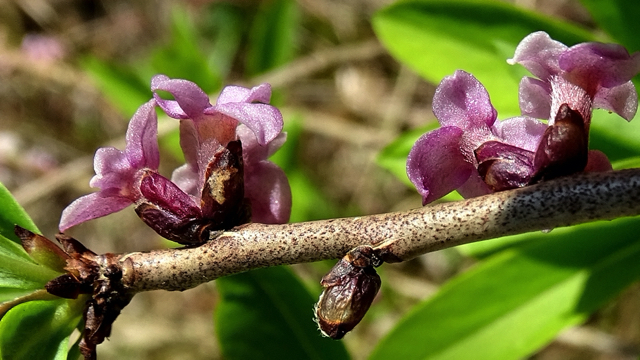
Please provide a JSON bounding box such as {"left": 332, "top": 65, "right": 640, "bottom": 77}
{"left": 120, "top": 168, "right": 640, "bottom": 293}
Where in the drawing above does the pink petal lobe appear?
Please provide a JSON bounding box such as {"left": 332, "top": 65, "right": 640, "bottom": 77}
{"left": 208, "top": 103, "right": 283, "bottom": 145}
{"left": 217, "top": 83, "right": 273, "bottom": 105}
{"left": 508, "top": 31, "right": 566, "bottom": 80}
{"left": 584, "top": 150, "right": 613, "bottom": 172}
{"left": 244, "top": 161, "right": 292, "bottom": 224}
{"left": 518, "top": 77, "right": 552, "bottom": 119}
{"left": 593, "top": 82, "right": 638, "bottom": 121}
{"left": 125, "top": 99, "right": 160, "bottom": 169}
{"left": 433, "top": 70, "right": 497, "bottom": 130}
{"left": 407, "top": 126, "right": 475, "bottom": 205}
{"left": 151, "top": 75, "right": 211, "bottom": 120}
{"left": 59, "top": 192, "right": 132, "bottom": 232}
{"left": 492, "top": 116, "right": 547, "bottom": 152}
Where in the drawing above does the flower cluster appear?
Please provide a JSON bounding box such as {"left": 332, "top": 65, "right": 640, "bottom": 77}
{"left": 59, "top": 76, "right": 291, "bottom": 244}
{"left": 407, "top": 31, "right": 640, "bottom": 205}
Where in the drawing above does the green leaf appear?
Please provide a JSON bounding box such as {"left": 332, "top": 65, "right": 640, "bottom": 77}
{"left": 0, "top": 182, "right": 39, "bottom": 244}
{"left": 577, "top": 0, "right": 640, "bottom": 52}
{"left": 0, "top": 244, "right": 61, "bottom": 303}
{"left": 372, "top": 0, "right": 593, "bottom": 116}
{"left": 80, "top": 56, "right": 151, "bottom": 118}
{"left": 215, "top": 266, "right": 350, "bottom": 360}
{"left": 370, "top": 216, "right": 640, "bottom": 360}
{"left": 589, "top": 109, "right": 640, "bottom": 162}
{"left": 0, "top": 298, "right": 84, "bottom": 360}
{"left": 246, "top": 0, "right": 300, "bottom": 76}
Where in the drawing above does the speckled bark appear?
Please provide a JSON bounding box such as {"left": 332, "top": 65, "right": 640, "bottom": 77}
{"left": 121, "top": 168, "right": 640, "bottom": 293}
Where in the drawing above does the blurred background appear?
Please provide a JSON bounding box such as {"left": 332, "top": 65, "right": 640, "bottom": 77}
{"left": 1, "top": 0, "right": 638, "bottom": 359}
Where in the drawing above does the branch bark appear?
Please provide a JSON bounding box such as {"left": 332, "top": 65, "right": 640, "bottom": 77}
{"left": 120, "top": 168, "right": 640, "bottom": 293}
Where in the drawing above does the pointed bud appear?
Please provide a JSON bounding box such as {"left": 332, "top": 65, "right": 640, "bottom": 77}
{"left": 532, "top": 103, "right": 588, "bottom": 182}
{"left": 15, "top": 226, "right": 69, "bottom": 273}
{"left": 315, "top": 246, "right": 382, "bottom": 339}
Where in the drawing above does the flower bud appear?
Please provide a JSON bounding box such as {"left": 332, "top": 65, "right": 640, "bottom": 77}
{"left": 315, "top": 246, "right": 382, "bottom": 339}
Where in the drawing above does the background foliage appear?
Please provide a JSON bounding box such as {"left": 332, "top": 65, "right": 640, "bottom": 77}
{"left": 1, "top": 0, "right": 640, "bottom": 359}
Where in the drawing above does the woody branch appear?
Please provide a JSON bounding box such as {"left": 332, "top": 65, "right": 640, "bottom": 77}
{"left": 120, "top": 168, "right": 640, "bottom": 293}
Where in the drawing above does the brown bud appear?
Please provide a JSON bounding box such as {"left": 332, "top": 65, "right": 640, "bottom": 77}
{"left": 15, "top": 226, "right": 70, "bottom": 273}
{"left": 532, "top": 103, "right": 588, "bottom": 183}
{"left": 315, "top": 246, "right": 382, "bottom": 339}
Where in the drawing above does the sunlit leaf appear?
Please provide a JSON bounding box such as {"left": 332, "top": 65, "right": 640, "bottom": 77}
{"left": 372, "top": 0, "right": 593, "bottom": 116}
{"left": 215, "top": 266, "right": 350, "bottom": 360}
{"left": 0, "top": 183, "right": 39, "bottom": 244}
{"left": 578, "top": 0, "right": 640, "bottom": 52}
{"left": 371, "top": 216, "right": 640, "bottom": 360}
{"left": 0, "top": 298, "right": 84, "bottom": 360}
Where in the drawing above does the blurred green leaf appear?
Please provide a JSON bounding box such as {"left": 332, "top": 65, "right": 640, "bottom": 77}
{"left": 372, "top": 0, "right": 593, "bottom": 116}
{"left": 81, "top": 56, "right": 151, "bottom": 117}
{"left": 377, "top": 123, "right": 438, "bottom": 188}
{"left": 215, "top": 266, "right": 350, "bottom": 360}
{"left": 202, "top": 3, "right": 245, "bottom": 79}
{"left": 578, "top": 0, "right": 640, "bottom": 52}
{"left": 0, "top": 182, "right": 39, "bottom": 244}
{"left": 149, "top": 6, "right": 221, "bottom": 93}
{"left": 246, "top": 0, "right": 299, "bottom": 76}
{"left": 612, "top": 156, "right": 640, "bottom": 170}
{"left": 371, "top": 216, "right": 640, "bottom": 360}
{"left": 590, "top": 109, "right": 640, "bottom": 162}
{"left": 0, "top": 245, "right": 61, "bottom": 303}
{"left": 0, "top": 298, "right": 84, "bottom": 360}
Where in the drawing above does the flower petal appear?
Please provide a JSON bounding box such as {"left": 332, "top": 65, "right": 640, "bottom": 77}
{"left": 216, "top": 83, "right": 273, "bottom": 105}
{"left": 236, "top": 124, "right": 287, "bottom": 164}
{"left": 244, "top": 161, "right": 292, "bottom": 224}
{"left": 584, "top": 150, "right": 613, "bottom": 172}
{"left": 406, "top": 126, "right": 475, "bottom": 205}
{"left": 433, "top": 70, "right": 497, "bottom": 130}
{"left": 138, "top": 171, "right": 201, "bottom": 218}
{"left": 456, "top": 172, "right": 492, "bottom": 199}
{"left": 518, "top": 77, "right": 551, "bottom": 119}
{"left": 125, "top": 99, "right": 160, "bottom": 169}
{"left": 151, "top": 74, "right": 211, "bottom": 120}
{"left": 559, "top": 42, "right": 640, "bottom": 90}
{"left": 593, "top": 81, "right": 638, "bottom": 121}
{"left": 475, "top": 141, "right": 536, "bottom": 191}
{"left": 492, "top": 116, "right": 547, "bottom": 152}
{"left": 507, "top": 31, "right": 566, "bottom": 80}
{"left": 208, "top": 102, "right": 283, "bottom": 146}
{"left": 59, "top": 191, "right": 132, "bottom": 232}
{"left": 89, "top": 147, "right": 131, "bottom": 189}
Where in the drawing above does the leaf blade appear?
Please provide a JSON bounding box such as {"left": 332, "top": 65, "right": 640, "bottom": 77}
{"left": 215, "top": 266, "right": 350, "bottom": 360}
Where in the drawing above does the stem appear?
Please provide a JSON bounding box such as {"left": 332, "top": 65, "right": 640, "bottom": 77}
{"left": 121, "top": 168, "right": 640, "bottom": 293}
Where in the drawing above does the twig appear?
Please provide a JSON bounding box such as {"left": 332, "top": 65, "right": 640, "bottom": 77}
{"left": 120, "top": 168, "right": 640, "bottom": 292}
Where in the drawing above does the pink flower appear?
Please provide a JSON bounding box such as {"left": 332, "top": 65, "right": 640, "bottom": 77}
{"left": 151, "top": 75, "right": 291, "bottom": 224}
{"left": 407, "top": 71, "right": 546, "bottom": 204}
{"left": 407, "top": 32, "right": 640, "bottom": 205}
{"left": 60, "top": 76, "right": 292, "bottom": 244}
{"left": 59, "top": 100, "right": 197, "bottom": 231}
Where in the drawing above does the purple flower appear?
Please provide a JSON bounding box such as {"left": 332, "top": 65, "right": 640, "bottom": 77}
{"left": 407, "top": 70, "right": 547, "bottom": 204}
{"left": 60, "top": 76, "right": 291, "bottom": 243}
{"left": 510, "top": 31, "right": 640, "bottom": 125}
{"left": 59, "top": 99, "right": 177, "bottom": 231}
{"left": 151, "top": 75, "right": 291, "bottom": 224}
{"left": 407, "top": 32, "right": 640, "bottom": 205}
